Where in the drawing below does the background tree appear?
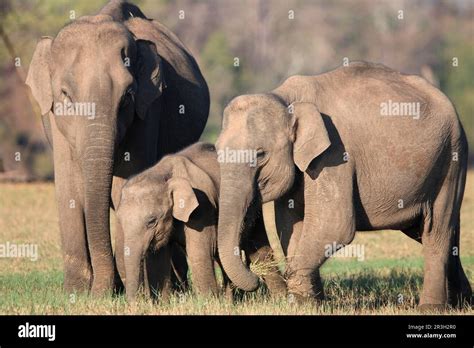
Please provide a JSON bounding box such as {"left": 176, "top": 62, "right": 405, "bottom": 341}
{"left": 0, "top": 0, "right": 472, "bottom": 180}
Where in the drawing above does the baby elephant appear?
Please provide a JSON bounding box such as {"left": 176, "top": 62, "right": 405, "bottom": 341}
{"left": 116, "top": 142, "right": 285, "bottom": 301}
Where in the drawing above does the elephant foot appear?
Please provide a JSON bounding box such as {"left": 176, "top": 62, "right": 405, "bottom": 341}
{"left": 63, "top": 257, "right": 93, "bottom": 294}
{"left": 287, "top": 292, "right": 322, "bottom": 307}
{"left": 286, "top": 269, "right": 324, "bottom": 304}
{"left": 90, "top": 272, "right": 115, "bottom": 297}
{"left": 267, "top": 281, "right": 287, "bottom": 298}
{"left": 91, "top": 285, "right": 114, "bottom": 297}
{"left": 286, "top": 279, "right": 324, "bottom": 306}
{"left": 418, "top": 303, "right": 449, "bottom": 313}
{"left": 223, "top": 283, "right": 234, "bottom": 302}
{"left": 63, "top": 272, "right": 92, "bottom": 295}
{"left": 63, "top": 282, "right": 90, "bottom": 296}
{"left": 262, "top": 273, "right": 287, "bottom": 298}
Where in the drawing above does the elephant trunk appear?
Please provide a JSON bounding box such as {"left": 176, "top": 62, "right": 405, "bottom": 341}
{"left": 217, "top": 165, "right": 260, "bottom": 291}
{"left": 82, "top": 120, "right": 116, "bottom": 294}
{"left": 125, "top": 244, "right": 145, "bottom": 302}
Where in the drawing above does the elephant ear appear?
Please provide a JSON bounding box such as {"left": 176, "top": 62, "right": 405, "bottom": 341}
{"left": 290, "top": 102, "right": 331, "bottom": 172}
{"left": 125, "top": 17, "right": 209, "bottom": 155}
{"left": 41, "top": 114, "right": 53, "bottom": 149}
{"left": 167, "top": 154, "right": 218, "bottom": 222}
{"left": 168, "top": 177, "right": 199, "bottom": 223}
{"left": 135, "top": 39, "right": 163, "bottom": 120}
{"left": 26, "top": 37, "right": 53, "bottom": 115}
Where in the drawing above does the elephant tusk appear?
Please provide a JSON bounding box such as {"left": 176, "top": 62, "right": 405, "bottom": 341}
{"left": 262, "top": 201, "right": 286, "bottom": 272}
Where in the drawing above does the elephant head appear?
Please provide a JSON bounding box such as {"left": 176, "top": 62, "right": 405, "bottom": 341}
{"left": 116, "top": 157, "right": 204, "bottom": 301}
{"left": 216, "top": 93, "right": 331, "bottom": 291}
{"left": 26, "top": 14, "right": 164, "bottom": 292}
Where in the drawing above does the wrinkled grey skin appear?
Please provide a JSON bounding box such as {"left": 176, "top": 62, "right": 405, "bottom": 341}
{"left": 117, "top": 142, "right": 286, "bottom": 302}
{"left": 216, "top": 62, "right": 471, "bottom": 309}
{"left": 25, "top": 0, "right": 209, "bottom": 295}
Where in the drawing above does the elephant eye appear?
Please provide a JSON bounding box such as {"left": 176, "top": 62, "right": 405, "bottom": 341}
{"left": 61, "top": 89, "right": 73, "bottom": 103}
{"left": 256, "top": 149, "right": 265, "bottom": 159}
{"left": 146, "top": 216, "right": 158, "bottom": 229}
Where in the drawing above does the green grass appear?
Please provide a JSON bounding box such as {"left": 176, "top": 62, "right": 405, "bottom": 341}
{"left": 0, "top": 172, "right": 473, "bottom": 314}
{"left": 322, "top": 255, "right": 474, "bottom": 274}
{"left": 0, "top": 257, "right": 472, "bottom": 315}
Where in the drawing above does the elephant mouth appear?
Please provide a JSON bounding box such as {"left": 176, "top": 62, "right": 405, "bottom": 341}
{"left": 150, "top": 228, "right": 171, "bottom": 251}
{"left": 152, "top": 237, "right": 167, "bottom": 251}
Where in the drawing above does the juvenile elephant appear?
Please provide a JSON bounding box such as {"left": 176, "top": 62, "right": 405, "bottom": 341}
{"left": 25, "top": 0, "right": 209, "bottom": 295}
{"left": 215, "top": 62, "right": 471, "bottom": 309}
{"left": 116, "top": 142, "right": 286, "bottom": 301}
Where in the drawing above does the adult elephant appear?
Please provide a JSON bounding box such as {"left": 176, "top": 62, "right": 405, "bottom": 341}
{"left": 26, "top": 0, "right": 209, "bottom": 295}
{"left": 215, "top": 62, "right": 471, "bottom": 309}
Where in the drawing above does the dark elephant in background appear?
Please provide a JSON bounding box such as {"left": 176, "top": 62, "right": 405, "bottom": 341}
{"left": 25, "top": 0, "right": 209, "bottom": 295}
{"left": 215, "top": 62, "right": 471, "bottom": 309}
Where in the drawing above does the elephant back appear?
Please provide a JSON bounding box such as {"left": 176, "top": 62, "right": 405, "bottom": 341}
{"left": 125, "top": 17, "right": 210, "bottom": 157}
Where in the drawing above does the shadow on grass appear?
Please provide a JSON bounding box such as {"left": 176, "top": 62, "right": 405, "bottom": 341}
{"left": 323, "top": 269, "right": 423, "bottom": 310}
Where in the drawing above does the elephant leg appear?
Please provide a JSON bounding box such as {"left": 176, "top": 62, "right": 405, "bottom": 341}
{"left": 274, "top": 196, "right": 305, "bottom": 298}
{"left": 419, "top": 172, "right": 466, "bottom": 309}
{"left": 421, "top": 221, "right": 472, "bottom": 309}
{"left": 185, "top": 225, "right": 218, "bottom": 296}
{"left": 286, "top": 169, "right": 356, "bottom": 303}
{"left": 145, "top": 245, "right": 172, "bottom": 301}
{"left": 112, "top": 219, "right": 125, "bottom": 293}
{"left": 216, "top": 259, "right": 234, "bottom": 301}
{"left": 274, "top": 185, "right": 305, "bottom": 257}
{"left": 403, "top": 223, "right": 471, "bottom": 308}
{"left": 111, "top": 176, "right": 127, "bottom": 292}
{"left": 286, "top": 226, "right": 356, "bottom": 303}
{"left": 447, "top": 222, "right": 472, "bottom": 307}
{"left": 52, "top": 128, "right": 92, "bottom": 293}
{"left": 420, "top": 229, "right": 450, "bottom": 308}
{"left": 170, "top": 243, "right": 189, "bottom": 292}
{"left": 57, "top": 184, "right": 92, "bottom": 293}
{"left": 244, "top": 215, "right": 286, "bottom": 297}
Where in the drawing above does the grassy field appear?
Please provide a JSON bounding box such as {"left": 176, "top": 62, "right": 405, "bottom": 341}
{"left": 0, "top": 173, "right": 473, "bottom": 315}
